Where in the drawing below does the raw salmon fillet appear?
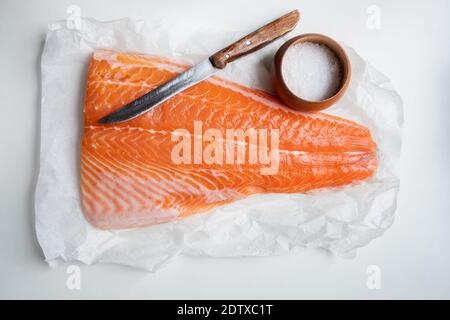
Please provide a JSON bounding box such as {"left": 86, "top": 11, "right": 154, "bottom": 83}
{"left": 81, "top": 49, "right": 378, "bottom": 229}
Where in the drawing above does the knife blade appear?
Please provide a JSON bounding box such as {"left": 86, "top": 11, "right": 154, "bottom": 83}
{"left": 98, "top": 10, "right": 300, "bottom": 124}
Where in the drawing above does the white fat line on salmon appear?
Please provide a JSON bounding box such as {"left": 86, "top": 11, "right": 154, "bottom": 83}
{"left": 170, "top": 121, "right": 280, "bottom": 175}
{"left": 86, "top": 126, "right": 368, "bottom": 158}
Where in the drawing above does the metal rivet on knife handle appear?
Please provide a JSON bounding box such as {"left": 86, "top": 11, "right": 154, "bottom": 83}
{"left": 209, "top": 10, "right": 300, "bottom": 69}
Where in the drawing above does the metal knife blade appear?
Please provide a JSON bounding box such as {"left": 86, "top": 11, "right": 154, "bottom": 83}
{"left": 97, "top": 59, "right": 219, "bottom": 124}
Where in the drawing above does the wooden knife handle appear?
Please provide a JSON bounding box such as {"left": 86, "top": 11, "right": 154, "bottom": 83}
{"left": 209, "top": 10, "right": 300, "bottom": 69}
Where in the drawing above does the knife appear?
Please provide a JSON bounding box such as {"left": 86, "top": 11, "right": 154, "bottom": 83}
{"left": 98, "top": 10, "right": 300, "bottom": 124}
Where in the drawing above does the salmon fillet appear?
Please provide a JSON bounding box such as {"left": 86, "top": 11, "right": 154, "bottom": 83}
{"left": 81, "top": 49, "right": 378, "bottom": 229}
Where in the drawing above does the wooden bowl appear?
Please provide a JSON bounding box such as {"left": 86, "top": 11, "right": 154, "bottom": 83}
{"left": 273, "top": 33, "right": 351, "bottom": 112}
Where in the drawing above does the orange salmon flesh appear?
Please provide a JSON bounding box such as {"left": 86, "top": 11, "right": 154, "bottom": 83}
{"left": 81, "top": 49, "right": 378, "bottom": 229}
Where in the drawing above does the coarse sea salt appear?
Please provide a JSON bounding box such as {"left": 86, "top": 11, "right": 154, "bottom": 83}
{"left": 282, "top": 42, "right": 342, "bottom": 101}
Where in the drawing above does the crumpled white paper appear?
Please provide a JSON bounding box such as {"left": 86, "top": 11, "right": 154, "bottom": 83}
{"left": 35, "top": 17, "right": 403, "bottom": 271}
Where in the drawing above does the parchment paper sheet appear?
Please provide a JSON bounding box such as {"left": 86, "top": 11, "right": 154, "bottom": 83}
{"left": 35, "top": 18, "right": 403, "bottom": 271}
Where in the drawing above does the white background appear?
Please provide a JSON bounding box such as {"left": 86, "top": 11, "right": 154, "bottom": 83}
{"left": 0, "top": 0, "right": 449, "bottom": 299}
